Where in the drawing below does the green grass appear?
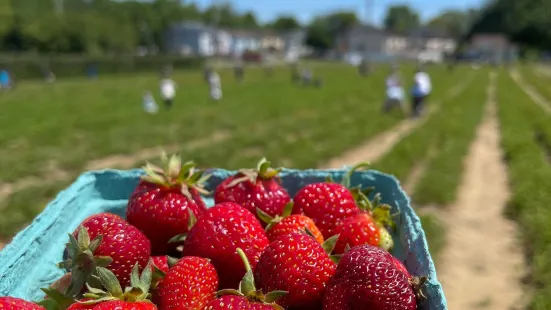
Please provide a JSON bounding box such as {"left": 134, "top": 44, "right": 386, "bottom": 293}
{"left": 375, "top": 69, "right": 487, "bottom": 206}
{"left": 518, "top": 65, "right": 551, "bottom": 104}
{"left": 0, "top": 64, "right": 467, "bottom": 239}
{"left": 497, "top": 71, "right": 551, "bottom": 309}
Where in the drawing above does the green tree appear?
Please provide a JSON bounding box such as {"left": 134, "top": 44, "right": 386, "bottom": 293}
{"left": 426, "top": 10, "right": 476, "bottom": 38}
{"left": 305, "top": 11, "right": 358, "bottom": 50}
{"left": 269, "top": 15, "right": 301, "bottom": 32}
{"left": 0, "top": 0, "right": 14, "bottom": 37}
{"left": 383, "top": 5, "right": 420, "bottom": 34}
{"left": 240, "top": 11, "right": 259, "bottom": 28}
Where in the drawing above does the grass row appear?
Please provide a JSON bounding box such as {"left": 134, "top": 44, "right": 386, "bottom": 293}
{"left": 497, "top": 71, "right": 551, "bottom": 309}
{"left": 518, "top": 65, "right": 551, "bottom": 104}
{"left": 0, "top": 64, "right": 468, "bottom": 239}
{"left": 375, "top": 69, "right": 487, "bottom": 206}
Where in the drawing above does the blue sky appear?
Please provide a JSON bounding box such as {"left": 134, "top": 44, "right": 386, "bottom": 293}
{"left": 192, "top": 0, "right": 482, "bottom": 25}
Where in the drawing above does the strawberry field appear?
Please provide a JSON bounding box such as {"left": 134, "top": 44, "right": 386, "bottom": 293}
{"left": 1, "top": 63, "right": 551, "bottom": 309}
{"left": 0, "top": 63, "right": 463, "bottom": 239}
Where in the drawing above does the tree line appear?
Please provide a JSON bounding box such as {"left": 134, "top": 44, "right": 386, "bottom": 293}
{"left": 0, "top": 0, "right": 548, "bottom": 55}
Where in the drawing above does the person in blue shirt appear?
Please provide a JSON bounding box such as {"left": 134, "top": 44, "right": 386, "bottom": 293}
{"left": 0, "top": 69, "right": 10, "bottom": 90}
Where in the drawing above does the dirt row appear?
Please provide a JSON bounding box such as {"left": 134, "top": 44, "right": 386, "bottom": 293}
{"left": 321, "top": 72, "right": 524, "bottom": 309}
{"left": 437, "top": 73, "right": 524, "bottom": 309}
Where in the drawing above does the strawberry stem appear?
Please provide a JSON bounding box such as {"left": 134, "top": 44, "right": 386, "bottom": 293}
{"left": 342, "top": 162, "right": 370, "bottom": 188}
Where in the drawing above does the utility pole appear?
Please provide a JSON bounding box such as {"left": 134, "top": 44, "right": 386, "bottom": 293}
{"left": 364, "top": 0, "right": 373, "bottom": 61}
{"left": 211, "top": 0, "right": 223, "bottom": 68}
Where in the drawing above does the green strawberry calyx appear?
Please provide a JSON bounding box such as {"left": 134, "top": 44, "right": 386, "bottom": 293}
{"left": 142, "top": 152, "right": 211, "bottom": 200}
{"left": 320, "top": 234, "right": 343, "bottom": 264}
{"left": 226, "top": 158, "right": 282, "bottom": 188}
{"left": 56, "top": 226, "right": 114, "bottom": 298}
{"left": 216, "top": 248, "right": 287, "bottom": 309}
{"left": 256, "top": 202, "right": 294, "bottom": 231}
{"left": 80, "top": 261, "right": 154, "bottom": 305}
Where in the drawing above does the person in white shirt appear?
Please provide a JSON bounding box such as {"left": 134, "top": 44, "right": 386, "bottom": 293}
{"left": 410, "top": 66, "right": 432, "bottom": 118}
{"left": 207, "top": 69, "right": 222, "bottom": 101}
{"left": 159, "top": 76, "right": 177, "bottom": 109}
{"left": 142, "top": 91, "right": 158, "bottom": 114}
{"left": 382, "top": 65, "right": 405, "bottom": 115}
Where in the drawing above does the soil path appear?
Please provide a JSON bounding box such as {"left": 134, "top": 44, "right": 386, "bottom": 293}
{"left": 321, "top": 74, "right": 473, "bottom": 168}
{"left": 437, "top": 72, "right": 525, "bottom": 309}
{"left": 510, "top": 69, "right": 551, "bottom": 114}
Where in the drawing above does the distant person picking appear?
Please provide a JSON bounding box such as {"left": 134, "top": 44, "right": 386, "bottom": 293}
{"left": 160, "top": 75, "right": 177, "bottom": 109}
{"left": 382, "top": 66, "right": 405, "bottom": 115}
{"left": 410, "top": 66, "right": 432, "bottom": 118}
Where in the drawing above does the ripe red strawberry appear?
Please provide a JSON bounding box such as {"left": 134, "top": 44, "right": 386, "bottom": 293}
{"left": 156, "top": 256, "right": 218, "bottom": 310}
{"left": 257, "top": 202, "right": 324, "bottom": 244}
{"left": 204, "top": 295, "right": 278, "bottom": 310}
{"left": 93, "top": 301, "right": 156, "bottom": 310}
{"left": 293, "top": 164, "right": 375, "bottom": 240}
{"left": 127, "top": 154, "right": 210, "bottom": 254}
{"left": 254, "top": 233, "right": 338, "bottom": 309}
{"left": 60, "top": 213, "right": 151, "bottom": 296}
{"left": 214, "top": 158, "right": 290, "bottom": 220}
{"left": 204, "top": 249, "right": 286, "bottom": 310}
{"left": 323, "top": 245, "right": 426, "bottom": 310}
{"left": 333, "top": 199, "right": 394, "bottom": 254}
{"left": 293, "top": 182, "right": 359, "bottom": 239}
{"left": 66, "top": 299, "right": 95, "bottom": 310}
{"left": 150, "top": 256, "right": 179, "bottom": 305}
{"left": 392, "top": 256, "right": 411, "bottom": 278}
{"left": 66, "top": 298, "right": 97, "bottom": 310}
{"left": 183, "top": 202, "right": 270, "bottom": 289}
{"left": 0, "top": 297, "right": 45, "bottom": 310}
{"left": 151, "top": 256, "right": 169, "bottom": 274}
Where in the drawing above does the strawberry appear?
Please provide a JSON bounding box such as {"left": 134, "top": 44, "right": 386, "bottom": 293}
{"left": 75, "top": 262, "right": 157, "bottom": 310}
{"left": 58, "top": 213, "right": 151, "bottom": 297}
{"left": 204, "top": 249, "right": 286, "bottom": 310}
{"left": 333, "top": 193, "right": 395, "bottom": 254}
{"left": 322, "top": 245, "right": 426, "bottom": 310}
{"left": 65, "top": 299, "right": 95, "bottom": 310}
{"left": 150, "top": 256, "right": 169, "bottom": 274}
{"left": 292, "top": 164, "right": 370, "bottom": 239}
{"left": 214, "top": 158, "right": 290, "bottom": 220}
{"left": 150, "top": 256, "right": 179, "bottom": 305}
{"left": 93, "top": 301, "right": 155, "bottom": 310}
{"left": 254, "top": 233, "right": 338, "bottom": 309}
{"left": 0, "top": 297, "right": 45, "bottom": 310}
{"left": 156, "top": 256, "right": 218, "bottom": 310}
{"left": 182, "top": 202, "right": 270, "bottom": 289}
{"left": 127, "top": 154, "right": 210, "bottom": 255}
{"left": 392, "top": 256, "right": 411, "bottom": 278}
{"left": 257, "top": 202, "right": 324, "bottom": 244}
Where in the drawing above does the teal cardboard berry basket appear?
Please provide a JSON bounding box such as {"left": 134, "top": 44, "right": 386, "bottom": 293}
{"left": 0, "top": 168, "right": 447, "bottom": 309}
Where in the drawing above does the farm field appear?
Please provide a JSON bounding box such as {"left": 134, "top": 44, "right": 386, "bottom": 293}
{"left": 0, "top": 63, "right": 464, "bottom": 239}
{"left": 1, "top": 62, "right": 551, "bottom": 309}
